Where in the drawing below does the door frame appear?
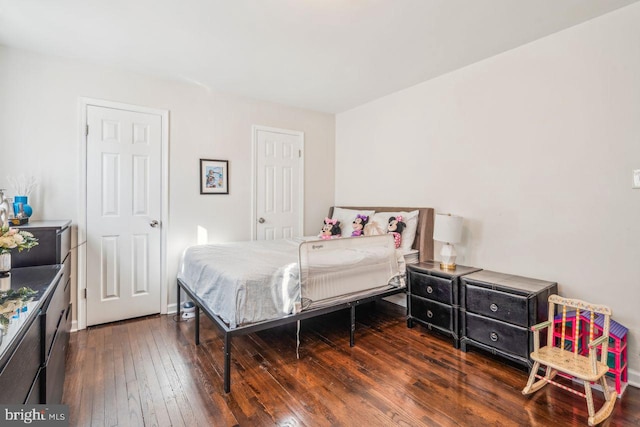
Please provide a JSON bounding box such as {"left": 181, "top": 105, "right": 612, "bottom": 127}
{"left": 251, "top": 125, "right": 305, "bottom": 240}
{"left": 77, "top": 97, "right": 169, "bottom": 330}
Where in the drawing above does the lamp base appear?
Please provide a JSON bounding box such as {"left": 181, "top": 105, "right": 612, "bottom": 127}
{"left": 440, "top": 262, "right": 457, "bottom": 271}
{"left": 439, "top": 243, "right": 458, "bottom": 271}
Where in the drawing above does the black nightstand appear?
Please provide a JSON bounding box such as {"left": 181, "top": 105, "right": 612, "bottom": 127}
{"left": 460, "top": 270, "right": 558, "bottom": 368}
{"left": 407, "top": 261, "right": 481, "bottom": 348}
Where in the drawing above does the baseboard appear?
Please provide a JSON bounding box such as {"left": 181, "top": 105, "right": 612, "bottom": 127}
{"left": 628, "top": 368, "right": 640, "bottom": 389}
{"left": 167, "top": 302, "right": 178, "bottom": 314}
{"left": 70, "top": 305, "right": 180, "bottom": 332}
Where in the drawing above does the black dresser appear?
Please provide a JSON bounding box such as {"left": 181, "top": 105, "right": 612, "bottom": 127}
{"left": 0, "top": 265, "right": 66, "bottom": 404}
{"left": 460, "top": 270, "right": 558, "bottom": 368}
{"left": 5, "top": 220, "right": 72, "bottom": 404}
{"left": 407, "top": 262, "right": 481, "bottom": 348}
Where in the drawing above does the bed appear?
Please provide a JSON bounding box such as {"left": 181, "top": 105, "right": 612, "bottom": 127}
{"left": 177, "top": 206, "right": 434, "bottom": 392}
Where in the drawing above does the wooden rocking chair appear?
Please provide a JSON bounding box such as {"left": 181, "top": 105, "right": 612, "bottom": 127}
{"left": 522, "top": 295, "right": 616, "bottom": 426}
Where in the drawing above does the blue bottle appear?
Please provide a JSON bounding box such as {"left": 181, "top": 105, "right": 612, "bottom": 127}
{"left": 13, "top": 196, "right": 32, "bottom": 218}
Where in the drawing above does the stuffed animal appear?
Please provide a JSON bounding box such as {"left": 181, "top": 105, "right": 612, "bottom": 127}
{"left": 319, "top": 217, "right": 341, "bottom": 239}
{"left": 351, "top": 214, "right": 369, "bottom": 237}
{"left": 387, "top": 216, "right": 406, "bottom": 248}
{"left": 364, "top": 220, "right": 385, "bottom": 236}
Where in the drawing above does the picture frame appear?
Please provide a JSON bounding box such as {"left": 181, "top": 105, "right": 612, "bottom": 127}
{"left": 200, "top": 159, "right": 229, "bottom": 194}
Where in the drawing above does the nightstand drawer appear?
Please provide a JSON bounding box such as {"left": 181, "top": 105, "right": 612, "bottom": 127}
{"left": 463, "top": 312, "right": 529, "bottom": 358}
{"left": 409, "top": 272, "right": 453, "bottom": 304}
{"left": 464, "top": 284, "right": 528, "bottom": 327}
{"left": 410, "top": 296, "right": 453, "bottom": 331}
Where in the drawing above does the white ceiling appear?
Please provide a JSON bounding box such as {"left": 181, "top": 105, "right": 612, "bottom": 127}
{"left": 0, "top": 0, "right": 638, "bottom": 113}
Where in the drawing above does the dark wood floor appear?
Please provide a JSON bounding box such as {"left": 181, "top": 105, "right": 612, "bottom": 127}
{"left": 63, "top": 301, "right": 639, "bottom": 426}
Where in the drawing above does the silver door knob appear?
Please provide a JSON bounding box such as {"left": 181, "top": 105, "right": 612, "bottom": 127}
{"left": 150, "top": 220, "right": 159, "bottom": 228}
{"left": 258, "top": 217, "right": 265, "bottom": 224}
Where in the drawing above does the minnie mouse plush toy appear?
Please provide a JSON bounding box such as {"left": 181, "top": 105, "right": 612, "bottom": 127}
{"left": 387, "top": 216, "right": 406, "bottom": 248}
{"left": 319, "top": 217, "right": 341, "bottom": 239}
{"left": 351, "top": 214, "right": 369, "bottom": 237}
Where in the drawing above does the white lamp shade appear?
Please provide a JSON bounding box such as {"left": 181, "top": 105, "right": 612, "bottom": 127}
{"left": 433, "top": 214, "right": 463, "bottom": 244}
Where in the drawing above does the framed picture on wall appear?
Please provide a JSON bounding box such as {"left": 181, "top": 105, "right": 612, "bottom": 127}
{"left": 200, "top": 159, "right": 229, "bottom": 194}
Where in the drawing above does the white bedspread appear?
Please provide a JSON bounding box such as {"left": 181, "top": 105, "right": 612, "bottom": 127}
{"left": 178, "top": 236, "right": 407, "bottom": 328}
{"left": 179, "top": 239, "right": 302, "bottom": 328}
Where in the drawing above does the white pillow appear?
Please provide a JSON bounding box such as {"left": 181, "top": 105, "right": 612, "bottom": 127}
{"left": 331, "top": 207, "right": 375, "bottom": 237}
{"left": 370, "top": 210, "right": 419, "bottom": 251}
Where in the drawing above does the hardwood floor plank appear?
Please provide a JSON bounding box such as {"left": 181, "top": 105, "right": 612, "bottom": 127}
{"left": 148, "top": 318, "right": 198, "bottom": 427}
{"left": 76, "top": 331, "right": 96, "bottom": 427}
{"left": 64, "top": 302, "right": 640, "bottom": 427}
{"left": 139, "top": 317, "right": 185, "bottom": 427}
{"left": 127, "top": 317, "right": 170, "bottom": 426}
{"left": 100, "top": 333, "right": 118, "bottom": 427}
{"left": 111, "top": 324, "right": 132, "bottom": 427}
{"left": 124, "top": 319, "right": 160, "bottom": 426}
{"left": 119, "top": 321, "right": 145, "bottom": 426}
{"left": 61, "top": 330, "right": 85, "bottom": 425}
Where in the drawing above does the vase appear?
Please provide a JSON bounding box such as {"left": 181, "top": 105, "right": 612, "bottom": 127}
{"left": 13, "top": 196, "right": 32, "bottom": 218}
{"left": 0, "top": 252, "right": 10, "bottom": 276}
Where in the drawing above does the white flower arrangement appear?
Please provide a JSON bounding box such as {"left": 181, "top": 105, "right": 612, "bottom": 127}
{"left": 7, "top": 175, "right": 38, "bottom": 197}
{"left": 0, "top": 225, "right": 38, "bottom": 254}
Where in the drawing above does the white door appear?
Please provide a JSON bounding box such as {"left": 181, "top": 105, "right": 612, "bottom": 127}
{"left": 86, "top": 105, "right": 162, "bottom": 326}
{"left": 253, "top": 127, "right": 304, "bottom": 240}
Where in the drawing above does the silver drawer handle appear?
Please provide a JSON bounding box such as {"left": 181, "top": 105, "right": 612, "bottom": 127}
{"left": 426, "top": 310, "right": 433, "bottom": 319}
{"left": 426, "top": 286, "right": 433, "bottom": 294}
{"left": 490, "top": 303, "right": 498, "bottom": 312}
{"left": 490, "top": 332, "right": 499, "bottom": 342}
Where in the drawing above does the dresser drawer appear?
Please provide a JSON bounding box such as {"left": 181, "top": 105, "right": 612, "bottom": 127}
{"left": 463, "top": 312, "right": 529, "bottom": 358}
{"left": 58, "top": 225, "right": 71, "bottom": 265}
{"left": 61, "top": 255, "right": 70, "bottom": 294}
{"left": 0, "top": 315, "right": 41, "bottom": 404}
{"left": 11, "top": 221, "right": 71, "bottom": 267}
{"left": 464, "top": 284, "right": 528, "bottom": 327}
{"left": 42, "top": 325, "right": 69, "bottom": 404}
{"left": 42, "top": 274, "right": 66, "bottom": 359}
{"left": 409, "top": 272, "right": 454, "bottom": 304}
{"left": 410, "top": 296, "right": 453, "bottom": 331}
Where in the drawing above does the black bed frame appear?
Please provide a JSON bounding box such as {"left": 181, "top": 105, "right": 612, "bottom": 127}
{"left": 177, "top": 277, "right": 404, "bottom": 393}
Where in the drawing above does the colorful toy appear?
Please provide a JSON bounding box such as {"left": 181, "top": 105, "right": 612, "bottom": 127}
{"left": 351, "top": 214, "right": 369, "bottom": 237}
{"left": 319, "top": 217, "right": 341, "bottom": 239}
{"left": 387, "top": 216, "right": 406, "bottom": 248}
{"left": 552, "top": 310, "right": 628, "bottom": 397}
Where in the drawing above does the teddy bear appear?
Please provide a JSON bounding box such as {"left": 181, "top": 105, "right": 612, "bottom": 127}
{"left": 319, "top": 217, "right": 341, "bottom": 239}
{"left": 387, "top": 216, "right": 406, "bottom": 248}
{"left": 351, "top": 214, "right": 369, "bottom": 237}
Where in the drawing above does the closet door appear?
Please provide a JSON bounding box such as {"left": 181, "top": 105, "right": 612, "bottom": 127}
{"left": 253, "top": 126, "right": 304, "bottom": 240}
{"left": 86, "top": 105, "right": 162, "bottom": 326}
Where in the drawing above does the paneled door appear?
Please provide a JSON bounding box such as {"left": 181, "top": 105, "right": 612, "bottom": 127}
{"left": 86, "top": 105, "right": 162, "bottom": 325}
{"left": 253, "top": 126, "right": 304, "bottom": 240}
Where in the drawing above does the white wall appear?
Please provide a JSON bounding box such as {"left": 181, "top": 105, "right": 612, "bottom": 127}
{"left": 0, "top": 46, "right": 335, "bottom": 319}
{"left": 336, "top": 4, "right": 640, "bottom": 382}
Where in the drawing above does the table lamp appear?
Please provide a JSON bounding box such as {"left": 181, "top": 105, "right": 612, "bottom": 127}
{"left": 433, "top": 213, "right": 463, "bottom": 270}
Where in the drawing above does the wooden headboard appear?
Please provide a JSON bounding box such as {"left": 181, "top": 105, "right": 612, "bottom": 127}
{"left": 328, "top": 206, "right": 435, "bottom": 263}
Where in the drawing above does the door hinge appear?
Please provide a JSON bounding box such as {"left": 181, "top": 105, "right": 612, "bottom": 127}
{"left": 298, "top": 150, "right": 302, "bottom": 158}
{"left": 86, "top": 124, "right": 89, "bottom": 136}
{"left": 84, "top": 288, "right": 87, "bottom": 299}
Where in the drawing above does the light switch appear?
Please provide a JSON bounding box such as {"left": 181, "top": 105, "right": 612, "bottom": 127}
{"left": 634, "top": 169, "right": 640, "bottom": 189}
